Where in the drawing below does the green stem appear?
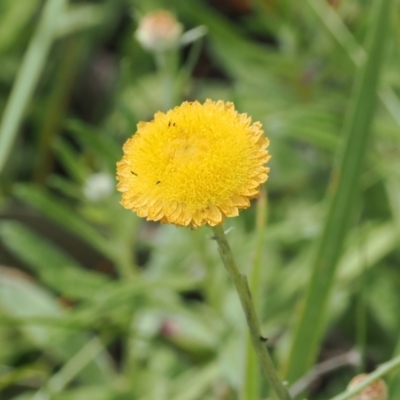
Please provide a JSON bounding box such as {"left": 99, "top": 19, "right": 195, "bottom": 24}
{"left": 155, "top": 49, "right": 179, "bottom": 110}
{"left": 211, "top": 225, "right": 291, "bottom": 400}
{"left": 242, "top": 187, "right": 267, "bottom": 400}
{"left": 328, "top": 355, "right": 400, "bottom": 400}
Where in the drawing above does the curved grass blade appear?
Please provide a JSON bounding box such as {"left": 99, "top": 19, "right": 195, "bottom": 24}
{"left": 285, "top": 0, "right": 392, "bottom": 385}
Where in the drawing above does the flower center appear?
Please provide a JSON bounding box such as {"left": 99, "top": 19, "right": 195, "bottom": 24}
{"left": 172, "top": 137, "right": 199, "bottom": 159}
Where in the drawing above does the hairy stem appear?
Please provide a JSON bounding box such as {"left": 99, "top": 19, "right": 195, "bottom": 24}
{"left": 211, "top": 225, "right": 291, "bottom": 400}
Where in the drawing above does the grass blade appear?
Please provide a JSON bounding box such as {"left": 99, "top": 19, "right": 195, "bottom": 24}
{"left": 285, "top": 0, "right": 392, "bottom": 385}
{"left": 14, "top": 185, "right": 116, "bottom": 262}
{"left": 0, "top": 221, "right": 111, "bottom": 300}
{"left": 30, "top": 337, "right": 110, "bottom": 400}
{"left": 0, "top": 267, "right": 115, "bottom": 384}
{"left": 0, "top": 0, "right": 66, "bottom": 173}
{"left": 306, "top": 0, "right": 400, "bottom": 128}
{"left": 55, "top": 4, "right": 106, "bottom": 37}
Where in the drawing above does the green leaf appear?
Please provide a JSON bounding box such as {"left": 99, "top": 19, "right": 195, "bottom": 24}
{"left": 52, "top": 137, "right": 90, "bottom": 184}
{"left": 0, "top": 267, "right": 115, "bottom": 384}
{"left": 0, "top": 363, "right": 47, "bottom": 391}
{"left": 14, "top": 184, "right": 116, "bottom": 261}
{"left": 0, "top": 0, "right": 66, "bottom": 173}
{"left": 65, "top": 119, "right": 121, "bottom": 174}
{"left": 170, "top": 363, "right": 220, "bottom": 400}
{"left": 53, "top": 386, "right": 114, "bottom": 400}
{"left": 0, "top": 221, "right": 112, "bottom": 300}
{"left": 0, "top": 0, "right": 42, "bottom": 54}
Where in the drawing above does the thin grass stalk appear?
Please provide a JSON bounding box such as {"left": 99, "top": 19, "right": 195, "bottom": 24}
{"left": 242, "top": 187, "right": 267, "bottom": 400}
{"left": 285, "top": 0, "right": 391, "bottom": 384}
{"left": 355, "top": 220, "right": 367, "bottom": 373}
{"left": 328, "top": 354, "right": 400, "bottom": 400}
{"left": 0, "top": 0, "right": 66, "bottom": 173}
{"left": 212, "top": 225, "right": 291, "bottom": 400}
{"left": 385, "top": 179, "right": 400, "bottom": 395}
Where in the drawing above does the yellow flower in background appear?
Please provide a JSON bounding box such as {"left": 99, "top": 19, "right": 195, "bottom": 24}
{"left": 116, "top": 99, "right": 270, "bottom": 228}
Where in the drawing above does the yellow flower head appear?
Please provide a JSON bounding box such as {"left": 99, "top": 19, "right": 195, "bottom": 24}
{"left": 116, "top": 99, "right": 270, "bottom": 228}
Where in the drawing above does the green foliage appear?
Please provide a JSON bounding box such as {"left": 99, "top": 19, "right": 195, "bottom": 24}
{"left": 1, "top": 0, "right": 400, "bottom": 399}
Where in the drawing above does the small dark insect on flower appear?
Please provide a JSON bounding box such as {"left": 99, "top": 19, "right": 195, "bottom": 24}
{"left": 131, "top": 171, "right": 137, "bottom": 176}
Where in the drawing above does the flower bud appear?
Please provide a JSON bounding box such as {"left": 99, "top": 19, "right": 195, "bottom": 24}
{"left": 135, "top": 10, "right": 183, "bottom": 52}
{"left": 347, "top": 374, "right": 388, "bottom": 400}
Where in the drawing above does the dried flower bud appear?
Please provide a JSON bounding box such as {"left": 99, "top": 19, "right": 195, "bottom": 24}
{"left": 347, "top": 374, "right": 388, "bottom": 400}
{"left": 135, "top": 10, "right": 183, "bottom": 52}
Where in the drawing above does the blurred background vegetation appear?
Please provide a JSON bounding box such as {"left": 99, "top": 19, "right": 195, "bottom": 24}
{"left": 0, "top": 0, "right": 399, "bottom": 399}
